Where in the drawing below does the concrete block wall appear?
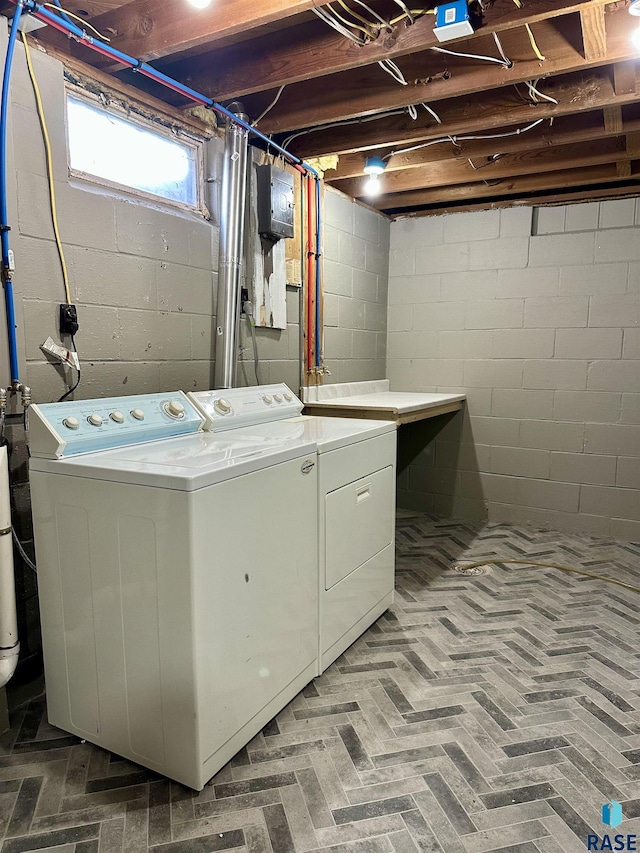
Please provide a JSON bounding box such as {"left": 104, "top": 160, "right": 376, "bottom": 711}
{"left": 388, "top": 201, "right": 640, "bottom": 539}
{"left": 323, "top": 188, "right": 390, "bottom": 382}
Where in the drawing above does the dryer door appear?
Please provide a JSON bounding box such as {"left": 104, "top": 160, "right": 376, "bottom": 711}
{"left": 325, "top": 465, "right": 394, "bottom": 589}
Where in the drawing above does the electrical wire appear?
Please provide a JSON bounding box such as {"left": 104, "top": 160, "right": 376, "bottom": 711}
{"left": 453, "top": 559, "right": 640, "bottom": 595}
{"left": 57, "top": 335, "right": 81, "bottom": 402}
{"left": 525, "top": 23, "right": 545, "bottom": 60}
{"left": 525, "top": 79, "right": 557, "bottom": 104}
{"left": 327, "top": 1, "right": 375, "bottom": 37}
{"left": 336, "top": 0, "right": 376, "bottom": 29}
{"left": 422, "top": 102, "right": 442, "bottom": 124}
{"left": 351, "top": 0, "right": 393, "bottom": 31}
{"left": 312, "top": 6, "right": 367, "bottom": 44}
{"left": 43, "top": 3, "right": 111, "bottom": 40}
{"left": 385, "top": 117, "right": 546, "bottom": 158}
{"left": 492, "top": 32, "right": 512, "bottom": 67}
{"left": 282, "top": 106, "right": 409, "bottom": 149}
{"left": 431, "top": 44, "right": 511, "bottom": 67}
{"left": 253, "top": 85, "right": 285, "bottom": 127}
{"left": 21, "top": 32, "right": 71, "bottom": 304}
{"left": 378, "top": 58, "right": 408, "bottom": 85}
{"left": 243, "top": 302, "right": 261, "bottom": 385}
{"left": 12, "top": 528, "right": 37, "bottom": 574}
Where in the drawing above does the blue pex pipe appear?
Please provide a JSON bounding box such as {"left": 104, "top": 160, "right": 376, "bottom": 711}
{"left": 1, "top": 5, "right": 24, "bottom": 385}
{"left": 8, "top": 0, "right": 325, "bottom": 378}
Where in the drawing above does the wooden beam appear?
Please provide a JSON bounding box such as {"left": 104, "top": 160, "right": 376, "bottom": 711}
{"left": 326, "top": 111, "right": 619, "bottom": 179}
{"left": 603, "top": 104, "right": 623, "bottom": 133}
{"left": 580, "top": 6, "right": 606, "bottom": 60}
{"left": 627, "top": 131, "right": 640, "bottom": 157}
{"left": 86, "top": 0, "right": 333, "bottom": 65}
{"left": 616, "top": 160, "right": 632, "bottom": 177}
{"left": 337, "top": 137, "right": 627, "bottom": 197}
{"left": 375, "top": 163, "right": 640, "bottom": 211}
{"left": 613, "top": 60, "right": 637, "bottom": 95}
{"left": 161, "top": 0, "right": 614, "bottom": 101}
{"left": 256, "top": 7, "right": 635, "bottom": 134}
{"left": 393, "top": 183, "right": 640, "bottom": 216}
{"left": 290, "top": 65, "right": 637, "bottom": 159}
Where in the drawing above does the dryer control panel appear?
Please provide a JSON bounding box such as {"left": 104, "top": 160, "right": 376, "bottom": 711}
{"left": 189, "top": 384, "right": 303, "bottom": 432}
{"left": 29, "top": 391, "right": 205, "bottom": 458}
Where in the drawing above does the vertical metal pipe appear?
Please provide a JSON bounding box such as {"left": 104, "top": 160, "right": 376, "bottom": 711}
{"left": 214, "top": 102, "right": 249, "bottom": 390}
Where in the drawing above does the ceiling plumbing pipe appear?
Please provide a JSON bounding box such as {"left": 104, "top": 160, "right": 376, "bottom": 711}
{"left": 214, "top": 102, "right": 249, "bottom": 390}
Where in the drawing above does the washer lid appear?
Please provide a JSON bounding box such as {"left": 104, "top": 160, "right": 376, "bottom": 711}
{"left": 228, "top": 415, "right": 395, "bottom": 453}
{"left": 29, "top": 432, "right": 318, "bottom": 491}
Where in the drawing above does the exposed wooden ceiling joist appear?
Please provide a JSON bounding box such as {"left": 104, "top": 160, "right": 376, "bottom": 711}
{"left": 254, "top": 6, "right": 634, "bottom": 134}
{"left": 376, "top": 161, "right": 640, "bottom": 211}
{"left": 290, "top": 64, "right": 638, "bottom": 158}
{"left": 327, "top": 110, "right": 640, "bottom": 181}
{"left": 86, "top": 0, "right": 333, "bottom": 66}
{"left": 337, "top": 135, "right": 628, "bottom": 197}
{"left": 162, "top": 0, "right": 613, "bottom": 102}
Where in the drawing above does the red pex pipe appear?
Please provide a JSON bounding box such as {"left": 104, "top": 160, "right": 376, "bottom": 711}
{"left": 306, "top": 176, "right": 314, "bottom": 374}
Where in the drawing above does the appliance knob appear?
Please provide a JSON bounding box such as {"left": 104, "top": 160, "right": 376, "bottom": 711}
{"left": 262, "top": 395, "right": 272, "bottom": 405}
{"left": 88, "top": 413, "right": 103, "bottom": 427}
{"left": 63, "top": 416, "right": 80, "bottom": 430}
{"left": 274, "top": 394, "right": 283, "bottom": 403}
{"left": 284, "top": 393, "right": 293, "bottom": 402}
{"left": 110, "top": 410, "right": 125, "bottom": 423}
{"left": 131, "top": 408, "right": 145, "bottom": 421}
{"left": 214, "top": 398, "right": 232, "bottom": 415}
{"left": 166, "top": 399, "right": 185, "bottom": 418}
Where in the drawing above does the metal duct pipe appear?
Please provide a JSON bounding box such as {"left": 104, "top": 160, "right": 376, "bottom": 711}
{"left": 0, "top": 437, "right": 19, "bottom": 689}
{"left": 214, "top": 101, "right": 249, "bottom": 390}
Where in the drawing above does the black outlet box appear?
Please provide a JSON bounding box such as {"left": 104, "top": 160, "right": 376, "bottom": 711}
{"left": 59, "top": 303, "right": 79, "bottom": 336}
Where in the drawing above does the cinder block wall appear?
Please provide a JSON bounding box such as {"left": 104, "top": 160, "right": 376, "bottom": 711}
{"left": 388, "top": 201, "right": 640, "bottom": 539}
{"left": 0, "top": 29, "right": 388, "bottom": 679}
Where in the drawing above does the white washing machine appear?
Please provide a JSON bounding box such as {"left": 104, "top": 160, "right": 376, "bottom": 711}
{"left": 28, "top": 391, "right": 319, "bottom": 790}
{"left": 188, "top": 384, "right": 397, "bottom": 674}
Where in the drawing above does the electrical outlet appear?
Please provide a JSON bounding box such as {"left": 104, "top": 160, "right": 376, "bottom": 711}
{"left": 59, "top": 303, "right": 79, "bottom": 336}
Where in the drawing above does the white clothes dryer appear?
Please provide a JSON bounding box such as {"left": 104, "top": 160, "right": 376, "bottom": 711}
{"left": 188, "top": 384, "right": 397, "bottom": 674}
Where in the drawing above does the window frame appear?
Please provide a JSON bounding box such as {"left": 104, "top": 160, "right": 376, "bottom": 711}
{"left": 65, "top": 86, "right": 207, "bottom": 216}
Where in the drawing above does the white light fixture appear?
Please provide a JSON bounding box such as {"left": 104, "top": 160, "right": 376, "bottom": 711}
{"left": 187, "top": 0, "right": 212, "bottom": 8}
{"left": 363, "top": 156, "right": 386, "bottom": 197}
{"left": 632, "top": 24, "right": 640, "bottom": 49}
{"left": 629, "top": 0, "right": 640, "bottom": 15}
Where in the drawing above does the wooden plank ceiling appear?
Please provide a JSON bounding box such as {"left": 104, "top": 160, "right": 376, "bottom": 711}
{"left": 25, "top": 0, "right": 640, "bottom": 216}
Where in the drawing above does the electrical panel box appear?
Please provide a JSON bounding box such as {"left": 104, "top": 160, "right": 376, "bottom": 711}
{"left": 257, "top": 164, "right": 295, "bottom": 242}
{"left": 434, "top": 0, "right": 474, "bottom": 41}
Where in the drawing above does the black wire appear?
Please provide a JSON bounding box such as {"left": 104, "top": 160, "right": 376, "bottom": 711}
{"left": 57, "top": 335, "right": 81, "bottom": 403}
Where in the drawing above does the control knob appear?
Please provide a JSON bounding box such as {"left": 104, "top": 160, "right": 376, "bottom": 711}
{"left": 262, "top": 395, "right": 272, "bottom": 405}
{"left": 110, "top": 410, "right": 125, "bottom": 423}
{"left": 88, "top": 413, "right": 103, "bottom": 427}
{"left": 274, "top": 394, "right": 283, "bottom": 403}
{"left": 131, "top": 408, "right": 145, "bottom": 421}
{"left": 63, "top": 416, "right": 79, "bottom": 430}
{"left": 284, "top": 393, "right": 293, "bottom": 402}
{"left": 165, "top": 399, "right": 185, "bottom": 418}
{"left": 214, "top": 398, "right": 232, "bottom": 415}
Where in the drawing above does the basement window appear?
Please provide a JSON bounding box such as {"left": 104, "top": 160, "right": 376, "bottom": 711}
{"left": 66, "top": 93, "right": 202, "bottom": 210}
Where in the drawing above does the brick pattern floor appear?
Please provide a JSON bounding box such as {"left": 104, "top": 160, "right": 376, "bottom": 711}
{"left": 1, "top": 511, "right": 640, "bottom": 852}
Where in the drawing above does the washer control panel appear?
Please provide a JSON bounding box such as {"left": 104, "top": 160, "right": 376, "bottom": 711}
{"left": 188, "top": 384, "right": 302, "bottom": 432}
{"left": 29, "top": 391, "right": 205, "bottom": 458}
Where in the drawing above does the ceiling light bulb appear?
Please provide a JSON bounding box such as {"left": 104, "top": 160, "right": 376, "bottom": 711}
{"left": 187, "top": 0, "right": 211, "bottom": 7}
{"left": 633, "top": 23, "right": 640, "bottom": 49}
{"left": 630, "top": 0, "right": 640, "bottom": 15}
{"left": 364, "top": 175, "right": 382, "bottom": 196}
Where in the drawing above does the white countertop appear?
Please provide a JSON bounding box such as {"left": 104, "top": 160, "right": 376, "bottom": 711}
{"left": 302, "top": 381, "right": 465, "bottom": 415}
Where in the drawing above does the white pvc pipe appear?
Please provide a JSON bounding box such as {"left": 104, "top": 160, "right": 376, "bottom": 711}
{"left": 0, "top": 444, "right": 19, "bottom": 688}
